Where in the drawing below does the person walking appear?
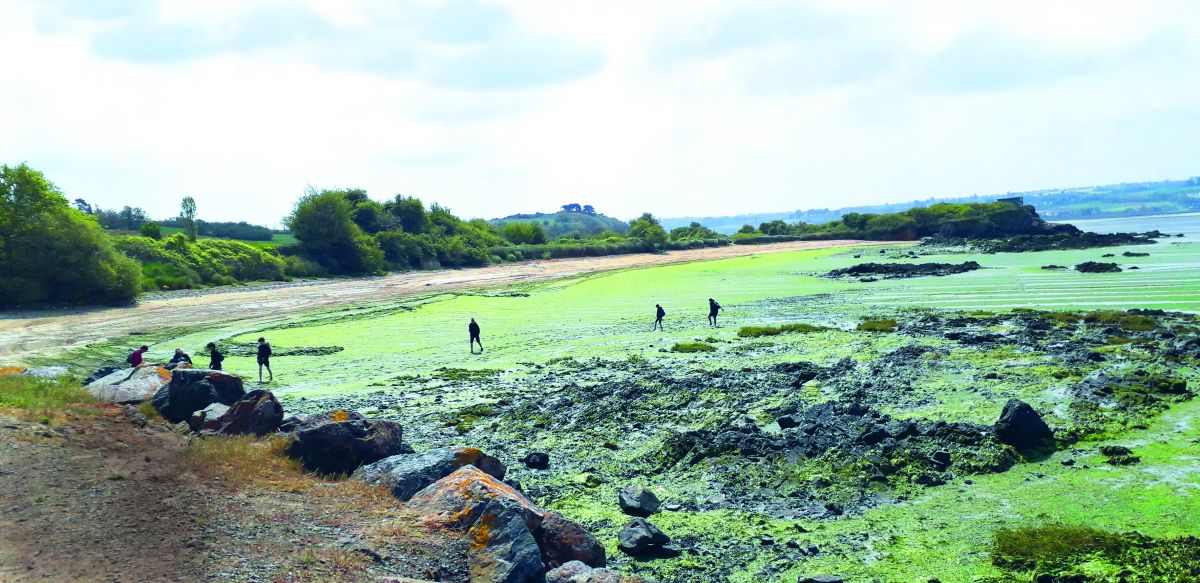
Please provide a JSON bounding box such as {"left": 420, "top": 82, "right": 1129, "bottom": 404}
{"left": 206, "top": 342, "right": 224, "bottom": 370}
{"left": 257, "top": 337, "right": 273, "bottom": 382}
{"left": 708, "top": 298, "right": 723, "bottom": 327}
{"left": 652, "top": 304, "right": 666, "bottom": 331}
{"left": 469, "top": 318, "right": 483, "bottom": 354}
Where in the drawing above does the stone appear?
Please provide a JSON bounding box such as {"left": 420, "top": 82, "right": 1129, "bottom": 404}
{"left": 22, "top": 366, "right": 69, "bottom": 379}
{"left": 545, "top": 561, "right": 644, "bottom": 583}
{"left": 190, "top": 403, "right": 230, "bottom": 430}
{"left": 151, "top": 369, "right": 245, "bottom": 424}
{"left": 798, "top": 576, "right": 845, "bottom": 583}
{"left": 408, "top": 466, "right": 545, "bottom": 583}
{"left": 617, "top": 486, "right": 661, "bottom": 517}
{"left": 617, "top": 518, "right": 676, "bottom": 558}
{"left": 533, "top": 511, "right": 606, "bottom": 570}
{"left": 993, "top": 399, "right": 1054, "bottom": 453}
{"left": 204, "top": 390, "right": 283, "bottom": 436}
{"left": 355, "top": 446, "right": 506, "bottom": 501}
{"left": 279, "top": 410, "right": 366, "bottom": 433}
{"left": 523, "top": 452, "right": 550, "bottom": 469}
{"left": 86, "top": 366, "right": 173, "bottom": 404}
{"left": 288, "top": 416, "right": 405, "bottom": 474}
{"left": 82, "top": 365, "right": 122, "bottom": 385}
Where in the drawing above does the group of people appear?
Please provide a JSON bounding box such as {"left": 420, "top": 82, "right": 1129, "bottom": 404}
{"left": 125, "top": 299, "right": 726, "bottom": 379}
{"left": 125, "top": 337, "right": 274, "bottom": 382}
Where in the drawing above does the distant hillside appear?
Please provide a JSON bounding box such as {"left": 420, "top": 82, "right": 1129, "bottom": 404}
{"left": 662, "top": 176, "right": 1200, "bottom": 234}
{"left": 490, "top": 209, "right": 629, "bottom": 238}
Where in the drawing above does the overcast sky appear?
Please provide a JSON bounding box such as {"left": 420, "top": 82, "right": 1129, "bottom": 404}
{"left": 2, "top": 1, "right": 1198, "bottom": 225}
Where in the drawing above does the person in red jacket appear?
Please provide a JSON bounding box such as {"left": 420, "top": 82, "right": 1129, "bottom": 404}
{"left": 127, "top": 345, "right": 149, "bottom": 367}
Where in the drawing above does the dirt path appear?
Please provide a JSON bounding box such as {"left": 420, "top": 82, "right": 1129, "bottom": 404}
{"left": 0, "top": 240, "right": 882, "bottom": 363}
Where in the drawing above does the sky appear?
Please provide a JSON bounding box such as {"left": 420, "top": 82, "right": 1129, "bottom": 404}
{"left": 1, "top": 1, "right": 1198, "bottom": 226}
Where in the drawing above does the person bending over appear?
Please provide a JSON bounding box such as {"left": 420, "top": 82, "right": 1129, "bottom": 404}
{"left": 708, "top": 298, "right": 723, "bottom": 327}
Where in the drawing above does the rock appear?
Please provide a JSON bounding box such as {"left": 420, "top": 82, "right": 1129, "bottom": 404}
{"left": 355, "top": 446, "right": 506, "bottom": 501}
{"left": 408, "top": 466, "right": 545, "bottom": 583}
{"left": 931, "top": 450, "right": 951, "bottom": 468}
{"left": 1074, "top": 261, "right": 1121, "bottom": 273}
{"left": 151, "top": 369, "right": 245, "bottom": 424}
{"left": 545, "top": 561, "right": 644, "bottom": 583}
{"left": 828, "top": 261, "right": 981, "bottom": 280}
{"left": 288, "top": 417, "right": 405, "bottom": 474}
{"left": 617, "top": 518, "right": 677, "bottom": 558}
{"left": 523, "top": 452, "right": 550, "bottom": 469}
{"left": 533, "top": 511, "right": 606, "bottom": 570}
{"left": 279, "top": 410, "right": 366, "bottom": 433}
{"left": 204, "top": 390, "right": 283, "bottom": 436}
{"left": 190, "top": 403, "right": 230, "bottom": 430}
{"left": 798, "top": 576, "right": 845, "bottom": 583}
{"left": 993, "top": 399, "right": 1054, "bottom": 453}
{"left": 86, "top": 366, "right": 173, "bottom": 404}
{"left": 22, "top": 366, "right": 69, "bottom": 379}
{"left": 617, "top": 486, "right": 661, "bottom": 517}
{"left": 82, "top": 365, "right": 122, "bottom": 385}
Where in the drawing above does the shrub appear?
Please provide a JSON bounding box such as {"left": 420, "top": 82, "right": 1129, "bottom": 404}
{"left": 139, "top": 222, "right": 162, "bottom": 239}
{"left": 284, "top": 255, "right": 328, "bottom": 278}
{"left": 857, "top": 319, "right": 898, "bottom": 332}
{"left": 0, "top": 164, "right": 142, "bottom": 306}
{"left": 671, "top": 341, "right": 716, "bottom": 353}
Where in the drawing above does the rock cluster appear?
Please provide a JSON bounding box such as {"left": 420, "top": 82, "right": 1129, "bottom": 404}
{"left": 151, "top": 369, "right": 246, "bottom": 423}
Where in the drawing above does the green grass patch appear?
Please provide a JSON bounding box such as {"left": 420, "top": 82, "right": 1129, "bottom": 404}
{"left": 671, "top": 341, "right": 716, "bottom": 353}
{"left": 0, "top": 375, "right": 96, "bottom": 421}
{"left": 737, "top": 323, "right": 828, "bottom": 338}
{"left": 857, "top": 319, "right": 898, "bottom": 333}
{"left": 991, "top": 525, "right": 1200, "bottom": 580}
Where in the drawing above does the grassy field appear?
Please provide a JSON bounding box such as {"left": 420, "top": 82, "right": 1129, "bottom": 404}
{"left": 52, "top": 215, "right": 1200, "bottom": 581}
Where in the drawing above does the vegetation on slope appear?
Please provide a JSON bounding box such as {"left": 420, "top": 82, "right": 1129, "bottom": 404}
{"left": 490, "top": 207, "right": 630, "bottom": 238}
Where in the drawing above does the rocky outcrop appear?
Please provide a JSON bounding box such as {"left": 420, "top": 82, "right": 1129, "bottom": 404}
{"left": 828, "top": 261, "right": 981, "bottom": 280}
{"left": 617, "top": 518, "right": 677, "bottom": 559}
{"left": 151, "top": 369, "right": 246, "bottom": 424}
{"left": 355, "top": 446, "right": 506, "bottom": 501}
{"left": 533, "top": 512, "right": 606, "bottom": 570}
{"left": 409, "top": 466, "right": 545, "bottom": 582}
{"left": 287, "top": 414, "right": 405, "bottom": 474}
{"left": 408, "top": 466, "right": 608, "bottom": 582}
{"left": 1075, "top": 261, "right": 1122, "bottom": 273}
{"left": 200, "top": 390, "right": 283, "bottom": 436}
{"left": 546, "top": 561, "right": 644, "bottom": 583}
{"left": 993, "top": 399, "right": 1054, "bottom": 453}
{"left": 617, "top": 486, "right": 660, "bottom": 517}
{"left": 86, "top": 366, "right": 173, "bottom": 404}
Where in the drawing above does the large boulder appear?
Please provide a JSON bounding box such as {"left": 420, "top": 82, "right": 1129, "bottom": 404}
{"left": 151, "top": 369, "right": 245, "bottom": 424}
{"left": 279, "top": 410, "right": 367, "bottom": 433}
{"left": 190, "top": 403, "right": 230, "bottom": 430}
{"left": 86, "top": 366, "right": 173, "bottom": 404}
{"left": 993, "top": 399, "right": 1054, "bottom": 453}
{"left": 409, "top": 466, "right": 545, "bottom": 582}
{"left": 533, "top": 511, "right": 606, "bottom": 570}
{"left": 617, "top": 486, "right": 660, "bottom": 517}
{"left": 355, "top": 446, "right": 506, "bottom": 501}
{"left": 287, "top": 416, "right": 405, "bottom": 474}
{"left": 546, "top": 561, "right": 645, "bottom": 583}
{"left": 617, "top": 518, "right": 677, "bottom": 559}
{"left": 201, "top": 390, "right": 284, "bottom": 436}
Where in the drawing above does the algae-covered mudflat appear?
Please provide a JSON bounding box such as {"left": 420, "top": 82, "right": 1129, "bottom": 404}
{"left": 56, "top": 215, "right": 1200, "bottom": 581}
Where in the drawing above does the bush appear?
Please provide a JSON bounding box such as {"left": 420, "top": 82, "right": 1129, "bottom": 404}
{"left": 0, "top": 164, "right": 142, "bottom": 306}
{"left": 857, "top": 319, "right": 898, "bottom": 332}
{"left": 671, "top": 341, "right": 716, "bottom": 353}
{"left": 114, "top": 234, "right": 286, "bottom": 289}
{"left": 139, "top": 222, "right": 162, "bottom": 239}
{"left": 284, "top": 255, "right": 328, "bottom": 278}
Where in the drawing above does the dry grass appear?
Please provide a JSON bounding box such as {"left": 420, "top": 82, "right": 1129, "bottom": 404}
{"left": 180, "top": 435, "right": 311, "bottom": 491}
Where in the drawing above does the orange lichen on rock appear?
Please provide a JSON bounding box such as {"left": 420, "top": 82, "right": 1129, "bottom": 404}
{"left": 331, "top": 410, "right": 351, "bottom": 423}
{"left": 452, "top": 447, "right": 484, "bottom": 467}
{"left": 0, "top": 366, "right": 26, "bottom": 377}
{"left": 469, "top": 512, "right": 496, "bottom": 551}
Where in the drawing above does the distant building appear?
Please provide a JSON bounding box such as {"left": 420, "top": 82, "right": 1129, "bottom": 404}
{"left": 996, "top": 196, "right": 1024, "bottom": 206}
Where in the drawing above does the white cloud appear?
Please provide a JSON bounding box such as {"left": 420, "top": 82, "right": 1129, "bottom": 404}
{"left": 1, "top": 0, "right": 1197, "bottom": 226}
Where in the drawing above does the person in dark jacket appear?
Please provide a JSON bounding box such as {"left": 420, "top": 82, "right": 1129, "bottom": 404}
{"left": 708, "top": 298, "right": 723, "bottom": 327}
{"left": 168, "top": 348, "right": 192, "bottom": 368}
{"left": 652, "top": 304, "right": 666, "bottom": 331}
{"left": 469, "top": 318, "right": 483, "bottom": 354}
{"left": 257, "top": 337, "right": 273, "bottom": 382}
{"left": 206, "top": 342, "right": 224, "bottom": 370}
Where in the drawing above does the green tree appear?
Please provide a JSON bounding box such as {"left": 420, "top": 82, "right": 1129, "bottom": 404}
{"left": 501, "top": 221, "right": 548, "bottom": 244}
{"left": 140, "top": 221, "right": 162, "bottom": 240}
{"left": 179, "top": 196, "right": 198, "bottom": 242}
{"left": 628, "top": 212, "right": 667, "bottom": 248}
{"left": 0, "top": 163, "right": 141, "bottom": 306}
{"left": 285, "top": 188, "right": 383, "bottom": 274}
{"left": 386, "top": 195, "right": 427, "bottom": 234}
